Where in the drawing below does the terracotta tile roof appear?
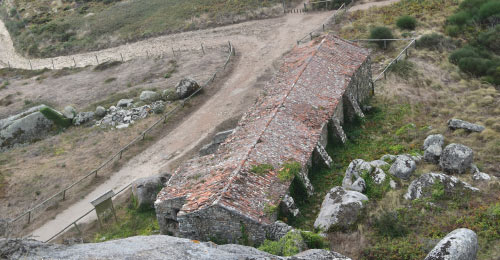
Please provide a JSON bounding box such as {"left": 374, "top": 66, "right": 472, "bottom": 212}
{"left": 157, "top": 34, "right": 370, "bottom": 224}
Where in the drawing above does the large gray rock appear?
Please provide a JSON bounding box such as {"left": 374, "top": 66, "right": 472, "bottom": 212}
{"left": 471, "top": 165, "right": 493, "bottom": 182}
{"left": 0, "top": 235, "right": 350, "bottom": 260}
{"left": 176, "top": 78, "right": 200, "bottom": 99}
{"left": 423, "top": 134, "right": 444, "bottom": 150}
{"left": 439, "top": 144, "right": 473, "bottom": 174}
{"left": 0, "top": 109, "right": 53, "bottom": 150}
{"left": 404, "top": 172, "right": 479, "bottom": 200}
{"left": 314, "top": 186, "right": 368, "bottom": 231}
{"left": 389, "top": 155, "right": 416, "bottom": 180}
{"left": 342, "top": 159, "right": 371, "bottom": 190}
{"left": 62, "top": 106, "right": 77, "bottom": 120}
{"left": 132, "top": 175, "right": 169, "bottom": 209}
{"left": 280, "top": 194, "right": 300, "bottom": 218}
{"left": 266, "top": 221, "right": 293, "bottom": 241}
{"left": 424, "top": 144, "right": 442, "bottom": 164}
{"left": 424, "top": 228, "right": 478, "bottom": 260}
{"left": 448, "top": 119, "right": 485, "bottom": 133}
{"left": 140, "top": 91, "right": 161, "bottom": 103}
{"left": 95, "top": 106, "right": 106, "bottom": 117}
{"left": 72, "top": 112, "right": 95, "bottom": 126}
{"left": 117, "top": 99, "right": 133, "bottom": 108}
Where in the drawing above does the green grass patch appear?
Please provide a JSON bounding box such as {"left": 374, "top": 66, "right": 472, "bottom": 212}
{"left": 250, "top": 163, "right": 274, "bottom": 176}
{"left": 396, "top": 15, "right": 417, "bottom": 30}
{"left": 278, "top": 161, "right": 301, "bottom": 182}
{"left": 258, "top": 230, "right": 327, "bottom": 256}
{"left": 40, "top": 106, "right": 72, "bottom": 128}
{"left": 93, "top": 196, "right": 159, "bottom": 242}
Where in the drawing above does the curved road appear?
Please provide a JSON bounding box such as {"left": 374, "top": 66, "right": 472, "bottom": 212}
{"left": 0, "top": 0, "right": 400, "bottom": 242}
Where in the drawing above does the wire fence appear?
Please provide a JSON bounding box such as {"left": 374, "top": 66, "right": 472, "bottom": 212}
{"left": 5, "top": 42, "right": 235, "bottom": 241}
{"left": 1, "top": 43, "right": 223, "bottom": 71}
{"left": 372, "top": 38, "right": 417, "bottom": 82}
{"left": 296, "top": 0, "right": 353, "bottom": 45}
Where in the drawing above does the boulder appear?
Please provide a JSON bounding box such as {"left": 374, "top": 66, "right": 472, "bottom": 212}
{"left": 369, "top": 160, "right": 389, "bottom": 169}
{"left": 151, "top": 101, "right": 165, "bottom": 114}
{"left": 342, "top": 159, "right": 372, "bottom": 189}
{"left": 424, "top": 144, "right": 442, "bottom": 164}
{"left": 0, "top": 235, "right": 351, "bottom": 259}
{"left": 62, "top": 106, "right": 77, "bottom": 119}
{"left": 380, "top": 154, "right": 397, "bottom": 163}
{"left": 280, "top": 194, "right": 300, "bottom": 218}
{"left": 371, "top": 167, "right": 387, "bottom": 185}
{"left": 132, "top": 175, "right": 167, "bottom": 209}
{"left": 162, "top": 89, "right": 179, "bottom": 101}
{"left": 95, "top": 106, "right": 106, "bottom": 117}
{"left": 72, "top": 112, "right": 95, "bottom": 126}
{"left": 448, "top": 119, "right": 485, "bottom": 133}
{"left": 424, "top": 228, "right": 478, "bottom": 260}
{"left": 140, "top": 91, "right": 161, "bottom": 103}
{"left": 266, "top": 221, "right": 293, "bottom": 241}
{"left": 117, "top": 99, "right": 133, "bottom": 108}
{"left": 350, "top": 177, "right": 366, "bottom": 193}
{"left": 439, "top": 144, "right": 473, "bottom": 174}
{"left": 175, "top": 78, "right": 200, "bottom": 99}
{"left": 404, "top": 172, "right": 479, "bottom": 200}
{"left": 423, "top": 134, "right": 444, "bottom": 150}
{"left": 314, "top": 186, "right": 368, "bottom": 231}
{"left": 471, "top": 165, "right": 493, "bottom": 182}
{"left": 389, "top": 155, "right": 416, "bottom": 180}
{"left": 0, "top": 110, "right": 53, "bottom": 150}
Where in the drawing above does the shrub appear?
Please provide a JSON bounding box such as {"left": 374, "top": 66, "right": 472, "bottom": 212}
{"left": 369, "top": 27, "right": 394, "bottom": 48}
{"left": 373, "top": 211, "right": 409, "bottom": 238}
{"left": 417, "top": 33, "right": 448, "bottom": 51}
{"left": 478, "top": 25, "right": 500, "bottom": 53}
{"left": 478, "top": 1, "right": 500, "bottom": 23}
{"left": 449, "top": 47, "right": 479, "bottom": 64}
{"left": 458, "top": 57, "right": 492, "bottom": 76}
{"left": 40, "top": 106, "right": 72, "bottom": 128}
{"left": 447, "top": 11, "right": 471, "bottom": 26}
{"left": 445, "top": 25, "right": 461, "bottom": 37}
{"left": 396, "top": 15, "right": 417, "bottom": 30}
{"left": 300, "top": 231, "right": 328, "bottom": 249}
{"left": 389, "top": 60, "right": 415, "bottom": 79}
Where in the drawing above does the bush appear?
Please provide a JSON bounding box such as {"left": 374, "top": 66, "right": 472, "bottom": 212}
{"left": 40, "top": 106, "right": 72, "bottom": 128}
{"left": 447, "top": 11, "right": 471, "bottom": 26}
{"left": 396, "top": 15, "right": 417, "bottom": 30}
{"left": 369, "top": 27, "right": 394, "bottom": 48}
{"left": 458, "top": 57, "right": 492, "bottom": 76}
{"left": 478, "top": 25, "right": 500, "bottom": 53}
{"left": 445, "top": 25, "right": 461, "bottom": 37}
{"left": 389, "top": 59, "right": 415, "bottom": 79}
{"left": 373, "top": 211, "right": 409, "bottom": 238}
{"left": 449, "top": 47, "right": 479, "bottom": 64}
{"left": 417, "top": 33, "right": 453, "bottom": 51}
{"left": 478, "top": 1, "right": 500, "bottom": 23}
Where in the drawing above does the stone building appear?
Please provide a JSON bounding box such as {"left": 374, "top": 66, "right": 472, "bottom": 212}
{"left": 155, "top": 35, "right": 372, "bottom": 244}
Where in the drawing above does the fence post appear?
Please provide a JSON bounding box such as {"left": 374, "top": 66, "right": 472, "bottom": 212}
{"left": 63, "top": 189, "right": 66, "bottom": 200}
{"left": 120, "top": 150, "right": 123, "bottom": 160}
{"left": 95, "top": 55, "right": 99, "bottom": 65}
{"left": 172, "top": 47, "right": 175, "bottom": 56}
{"left": 414, "top": 39, "right": 417, "bottom": 49}
{"left": 323, "top": 24, "right": 325, "bottom": 31}
{"left": 51, "top": 59, "right": 55, "bottom": 70}
{"left": 73, "top": 57, "right": 76, "bottom": 67}
{"left": 29, "top": 60, "right": 32, "bottom": 70}
{"left": 384, "top": 40, "right": 387, "bottom": 50}
{"left": 201, "top": 43, "right": 205, "bottom": 55}
{"left": 384, "top": 71, "right": 386, "bottom": 80}
{"left": 310, "top": 32, "right": 313, "bottom": 40}
{"left": 8, "top": 61, "right": 10, "bottom": 68}
{"left": 304, "top": 3, "right": 307, "bottom": 12}
{"left": 73, "top": 222, "right": 82, "bottom": 236}
{"left": 27, "top": 211, "right": 31, "bottom": 224}
{"left": 146, "top": 50, "right": 149, "bottom": 58}
{"left": 405, "top": 48, "right": 408, "bottom": 57}
{"left": 94, "top": 169, "right": 98, "bottom": 178}
{"left": 120, "top": 53, "right": 124, "bottom": 62}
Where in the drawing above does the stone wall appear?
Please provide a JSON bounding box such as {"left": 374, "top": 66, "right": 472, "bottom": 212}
{"left": 343, "top": 58, "right": 373, "bottom": 122}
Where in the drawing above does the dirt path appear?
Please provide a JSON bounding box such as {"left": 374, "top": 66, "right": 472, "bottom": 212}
{"left": 0, "top": 0, "right": 401, "bottom": 242}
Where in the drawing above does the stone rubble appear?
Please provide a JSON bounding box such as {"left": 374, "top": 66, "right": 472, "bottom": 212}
{"left": 95, "top": 101, "right": 165, "bottom": 129}
{"left": 404, "top": 172, "right": 479, "bottom": 200}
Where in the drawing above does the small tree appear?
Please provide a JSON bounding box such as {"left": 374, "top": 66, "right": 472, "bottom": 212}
{"left": 370, "top": 27, "right": 394, "bottom": 48}
{"left": 396, "top": 15, "right": 417, "bottom": 30}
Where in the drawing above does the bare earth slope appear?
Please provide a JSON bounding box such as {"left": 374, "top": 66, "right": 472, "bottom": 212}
{"left": 0, "top": 0, "right": 401, "bottom": 242}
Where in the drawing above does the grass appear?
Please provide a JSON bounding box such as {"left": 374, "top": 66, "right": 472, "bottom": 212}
{"left": 93, "top": 195, "right": 159, "bottom": 242}
{"left": 250, "top": 163, "right": 274, "bottom": 176}
{"left": 0, "top": 0, "right": 283, "bottom": 57}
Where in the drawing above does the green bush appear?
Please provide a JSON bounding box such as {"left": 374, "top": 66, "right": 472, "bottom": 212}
{"left": 369, "top": 27, "right": 394, "bottom": 48}
{"left": 417, "top": 33, "right": 452, "bottom": 51}
{"left": 458, "top": 57, "right": 493, "bottom": 76}
{"left": 445, "top": 25, "right": 461, "bottom": 37}
{"left": 389, "top": 60, "right": 415, "bottom": 79}
{"left": 396, "top": 15, "right": 417, "bottom": 30}
{"left": 373, "top": 211, "right": 409, "bottom": 238}
{"left": 478, "top": 1, "right": 500, "bottom": 23}
{"left": 300, "top": 231, "right": 328, "bottom": 249}
{"left": 40, "top": 107, "right": 72, "bottom": 128}
{"left": 447, "top": 11, "right": 471, "bottom": 26}
{"left": 478, "top": 25, "right": 500, "bottom": 53}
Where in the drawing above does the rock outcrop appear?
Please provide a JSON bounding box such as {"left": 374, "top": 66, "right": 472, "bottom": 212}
{"left": 342, "top": 159, "right": 371, "bottom": 192}
{"left": 448, "top": 119, "right": 485, "bottom": 133}
{"left": 0, "top": 105, "right": 54, "bottom": 150}
{"left": 72, "top": 112, "right": 94, "bottom": 126}
{"left": 95, "top": 106, "right": 106, "bottom": 118}
{"left": 280, "top": 195, "right": 300, "bottom": 218}
{"left": 96, "top": 102, "right": 164, "bottom": 129}
{"left": 439, "top": 144, "right": 473, "bottom": 174}
{"left": 0, "top": 235, "right": 351, "bottom": 260}
{"left": 140, "top": 91, "right": 161, "bottom": 103}
{"left": 423, "top": 134, "right": 445, "bottom": 164}
{"left": 404, "top": 173, "right": 479, "bottom": 200}
{"left": 62, "top": 106, "right": 77, "bottom": 120}
{"left": 314, "top": 186, "right": 368, "bottom": 231}
{"left": 132, "top": 175, "right": 168, "bottom": 209}
{"left": 423, "top": 134, "right": 445, "bottom": 150}
{"left": 389, "top": 155, "right": 416, "bottom": 180}
{"left": 424, "top": 228, "right": 478, "bottom": 260}
{"left": 176, "top": 78, "right": 200, "bottom": 99}
{"left": 266, "top": 221, "right": 293, "bottom": 241}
